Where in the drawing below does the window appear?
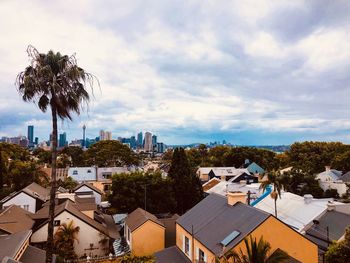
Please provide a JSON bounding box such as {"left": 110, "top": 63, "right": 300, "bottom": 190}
{"left": 185, "top": 236, "right": 190, "bottom": 255}
{"left": 73, "top": 170, "right": 78, "bottom": 175}
{"left": 102, "top": 172, "right": 112, "bottom": 179}
{"left": 54, "top": 220, "right": 61, "bottom": 226}
{"left": 198, "top": 248, "right": 205, "bottom": 263}
{"left": 103, "top": 184, "right": 111, "bottom": 191}
{"left": 23, "top": 205, "right": 29, "bottom": 211}
{"left": 87, "top": 169, "right": 91, "bottom": 173}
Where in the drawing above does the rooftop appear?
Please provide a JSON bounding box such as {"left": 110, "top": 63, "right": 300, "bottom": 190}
{"left": 177, "top": 193, "right": 270, "bottom": 256}
{"left": 0, "top": 205, "right": 34, "bottom": 234}
{"left": 126, "top": 208, "right": 164, "bottom": 232}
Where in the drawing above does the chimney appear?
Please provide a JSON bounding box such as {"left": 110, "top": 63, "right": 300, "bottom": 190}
{"left": 303, "top": 194, "right": 313, "bottom": 204}
{"left": 227, "top": 192, "right": 247, "bottom": 206}
{"left": 325, "top": 166, "right": 331, "bottom": 172}
{"left": 327, "top": 202, "right": 336, "bottom": 211}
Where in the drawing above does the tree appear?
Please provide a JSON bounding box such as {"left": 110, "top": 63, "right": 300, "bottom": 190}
{"left": 54, "top": 220, "right": 80, "bottom": 262}
{"left": 120, "top": 254, "right": 155, "bottom": 263}
{"left": 60, "top": 146, "right": 84, "bottom": 167}
{"left": 16, "top": 45, "right": 95, "bottom": 263}
{"left": 57, "top": 177, "right": 78, "bottom": 192}
{"left": 168, "top": 148, "right": 203, "bottom": 214}
{"left": 228, "top": 235, "right": 289, "bottom": 263}
{"left": 84, "top": 140, "right": 139, "bottom": 167}
{"left": 109, "top": 171, "right": 176, "bottom": 214}
{"left": 32, "top": 148, "right": 52, "bottom": 164}
{"left": 325, "top": 227, "right": 350, "bottom": 263}
{"left": 259, "top": 171, "right": 284, "bottom": 218}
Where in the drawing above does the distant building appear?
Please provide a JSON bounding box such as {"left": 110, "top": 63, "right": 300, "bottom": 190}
{"left": 316, "top": 166, "right": 347, "bottom": 196}
{"left": 99, "top": 130, "right": 112, "bottom": 141}
{"left": 156, "top": 142, "right": 166, "bottom": 153}
{"left": 130, "top": 136, "right": 136, "bottom": 149}
{"left": 137, "top": 132, "right": 143, "bottom": 148}
{"left": 152, "top": 135, "right": 157, "bottom": 146}
{"left": 34, "top": 137, "right": 39, "bottom": 145}
{"left": 27, "top": 125, "right": 34, "bottom": 145}
{"left": 144, "top": 132, "right": 153, "bottom": 152}
{"left": 58, "top": 132, "right": 67, "bottom": 148}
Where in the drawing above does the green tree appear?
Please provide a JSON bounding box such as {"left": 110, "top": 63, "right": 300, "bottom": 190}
{"left": 228, "top": 235, "right": 289, "bottom": 263}
{"left": 325, "top": 227, "right": 350, "bottom": 263}
{"left": 57, "top": 177, "right": 78, "bottom": 191}
{"left": 16, "top": 46, "right": 94, "bottom": 263}
{"left": 109, "top": 171, "right": 176, "bottom": 214}
{"left": 84, "top": 140, "right": 139, "bottom": 167}
{"left": 120, "top": 254, "right": 155, "bottom": 263}
{"left": 32, "top": 147, "right": 52, "bottom": 164}
{"left": 60, "top": 146, "right": 84, "bottom": 167}
{"left": 54, "top": 220, "right": 80, "bottom": 262}
{"left": 168, "top": 148, "right": 203, "bottom": 214}
{"left": 259, "top": 171, "right": 284, "bottom": 218}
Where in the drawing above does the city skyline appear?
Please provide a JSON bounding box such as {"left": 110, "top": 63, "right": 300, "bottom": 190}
{"left": 1, "top": 1, "right": 350, "bottom": 145}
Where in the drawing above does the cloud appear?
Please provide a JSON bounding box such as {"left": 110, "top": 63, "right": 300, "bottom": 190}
{"left": 0, "top": 0, "right": 350, "bottom": 145}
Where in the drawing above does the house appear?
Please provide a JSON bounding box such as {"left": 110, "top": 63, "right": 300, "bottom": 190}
{"left": 41, "top": 166, "right": 68, "bottom": 182}
{"left": 208, "top": 168, "right": 257, "bottom": 183}
{"left": 0, "top": 230, "right": 49, "bottom": 263}
{"left": 68, "top": 167, "right": 97, "bottom": 182}
{"left": 30, "top": 199, "right": 118, "bottom": 257}
{"left": 254, "top": 191, "right": 342, "bottom": 232}
{"left": 155, "top": 193, "right": 318, "bottom": 263}
{"left": 205, "top": 181, "right": 263, "bottom": 204}
{"left": 196, "top": 167, "right": 215, "bottom": 182}
{"left": 340, "top": 171, "right": 350, "bottom": 184}
{"left": 0, "top": 205, "right": 34, "bottom": 235}
{"left": 125, "top": 208, "right": 165, "bottom": 256}
{"left": 305, "top": 203, "right": 350, "bottom": 257}
{"left": 242, "top": 159, "right": 265, "bottom": 175}
{"left": 316, "top": 166, "right": 347, "bottom": 196}
{"left": 1, "top": 182, "right": 49, "bottom": 213}
{"left": 74, "top": 182, "right": 103, "bottom": 205}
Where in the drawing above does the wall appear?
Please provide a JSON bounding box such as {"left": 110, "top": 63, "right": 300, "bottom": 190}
{"left": 31, "top": 211, "right": 109, "bottom": 257}
{"left": 68, "top": 167, "right": 97, "bottom": 182}
{"left": 131, "top": 220, "right": 165, "bottom": 256}
{"left": 176, "top": 224, "right": 216, "bottom": 263}
{"left": 232, "top": 216, "right": 318, "bottom": 263}
{"left": 92, "top": 181, "right": 112, "bottom": 194}
{"left": 75, "top": 185, "right": 101, "bottom": 204}
{"left": 3, "top": 192, "right": 36, "bottom": 213}
{"left": 319, "top": 181, "right": 347, "bottom": 196}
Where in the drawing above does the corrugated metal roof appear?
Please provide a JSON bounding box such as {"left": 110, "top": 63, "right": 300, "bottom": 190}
{"left": 177, "top": 194, "right": 270, "bottom": 255}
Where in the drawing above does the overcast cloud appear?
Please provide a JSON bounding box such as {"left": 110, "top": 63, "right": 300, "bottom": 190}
{"left": 0, "top": 0, "right": 350, "bottom": 145}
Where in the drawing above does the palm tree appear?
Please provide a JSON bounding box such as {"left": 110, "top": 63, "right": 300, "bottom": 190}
{"left": 227, "top": 235, "right": 289, "bottom": 263}
{"left": 16, "top": 45, "right": 95, "bottom": 263}
{"left": 54, "top": 220, "right": 80, "bottom": 261}
{"left": 259, "top": 171, "right": 284, "bottom": 218}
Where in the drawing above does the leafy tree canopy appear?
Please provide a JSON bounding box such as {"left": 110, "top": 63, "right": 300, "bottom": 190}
{"left": 84, "top": 140, "right": 139, "bottom": 167}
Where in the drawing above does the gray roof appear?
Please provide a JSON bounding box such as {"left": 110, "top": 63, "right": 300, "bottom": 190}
{"left": 0, "top": 230, "right": 31, "bottom": 261}
{"left": 305, "top": 210, "right": 350, "bottom": 251}
{"left": 1, "top": 183, "right": 49, "bottom": 204}
{"left": 155, "top": 246, "right": 191, "bottom": 263}
{"left": 341, "top": 171, "right": 350, "bottom": 183}
{"left": 19, "top": 245, "right": 47, "bottom": 263}
{"left": 177, "top": 193, "right": 270, "bottom": 256}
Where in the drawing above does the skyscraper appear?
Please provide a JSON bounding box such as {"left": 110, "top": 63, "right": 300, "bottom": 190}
{"left": 99, "top": 130, "right": 112, "bottom": 141}
{"left": 27, "top": 125, "right": 34, "bottom": 144}
{"left": 130, "top": 136, "right": 136, "bottom": 149}
{"left": 99, "top": 130, "right": 105, "bottom": 141}
{"left": 152, "top": 135, "right": 157, "bottom": 146}
{"left": 82, "top": 125, "right": 86, "bottom": 148}
{"left": 144, "top": 132, "right": 152, "bottom": 152}
{"left": 137, "top": 132, "right": 143, "bottom": 148}
{"left": 59, "top": 132, "right": 67, "bottom": 148}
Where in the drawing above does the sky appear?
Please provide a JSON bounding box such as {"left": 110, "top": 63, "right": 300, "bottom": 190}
{"left": 1, "top": 0, "right": 350, "bottom": 145}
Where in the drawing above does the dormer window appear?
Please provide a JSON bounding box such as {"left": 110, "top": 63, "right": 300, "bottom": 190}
{"left": 73, "top": 170, "right": 78, "bottom": 175}
{"left": 87, "top": 169, "right": 92, "bottom": 173}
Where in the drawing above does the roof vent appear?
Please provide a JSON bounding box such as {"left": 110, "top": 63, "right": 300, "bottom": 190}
{"left": 303, "top": 194, "right": 313, "bottom": 204}
{"left": 220, "top": 230, "right": 240, "bottom": 247}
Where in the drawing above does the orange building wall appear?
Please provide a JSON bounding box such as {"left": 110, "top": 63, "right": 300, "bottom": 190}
{"left": 232, "top": 216, "right": 318, "bottom": 263}
{"left": 132, "top": 220, "right": 165, "bottom": 256}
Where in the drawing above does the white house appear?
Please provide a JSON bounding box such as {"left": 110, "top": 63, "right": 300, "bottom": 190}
{"left": 68, "top": 167, "right": 97, "bottom": 182}
{"left": 74, "top": 183, "right": 103, "bottom": 205}
{"left": 31, "top": 199, "right": 117, "bottom": 257}
{"left": 1, "top": 183, "right": 49, "bottom": 213}
{"left": 316, "top": 166, "right": 347, "bottom": 196}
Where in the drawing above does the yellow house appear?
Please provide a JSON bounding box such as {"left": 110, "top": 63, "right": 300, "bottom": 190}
{"left": 155, "top": 192, "right": 318, "bottom": 263}
{"left": 125, "top": 208, "right": 165, "bottom": 256}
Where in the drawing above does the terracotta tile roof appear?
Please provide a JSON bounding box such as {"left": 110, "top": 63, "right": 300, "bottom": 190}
{"left": 0, "top": 205, "right": 34, "bottom": 234}
{"left": 126, "top": 208, "right": 164, "bottom": 232}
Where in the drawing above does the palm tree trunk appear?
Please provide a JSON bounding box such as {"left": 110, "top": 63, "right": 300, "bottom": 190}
{"left": 274, "top": 198, "right": 277, "bottom": 218}
{"left": 0, "top": 150, "right": 3, "bottom": 190}
{"left": 46, "top": 105, "right": 58, "bottom": 263}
